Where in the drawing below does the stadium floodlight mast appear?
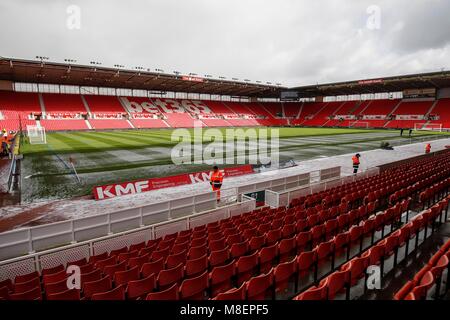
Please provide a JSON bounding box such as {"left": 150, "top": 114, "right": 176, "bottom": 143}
{"left": 232, "top": 78, "right": 239, "bottom": 81}
{"left": 204, "top": 74, "right": 213, "bottom": 78}
{"left": 244, "top": 79, "right": 251, "bottom": 82}
{"left": 155, "top": 68, "right": 164, "bottom": 73}
{"left": 89, "top": 61, "right": 102, "bottom": 66}
{"left": 188, "top": 72, "right": 197, "bottom": 76}
{"left": 64, "top": 58, "right": 77, "bottom": 64}
{"left": 114, "top": 64, "right": 124, "bottom": 68}
{"left": 173, "top": 71, "right": 181, "bottom": 76}
{"left": 219, "top": 76, "right": 226, "bottom": 80}
{"left": 35, "top": 56, "right": 49, "bottom": 62}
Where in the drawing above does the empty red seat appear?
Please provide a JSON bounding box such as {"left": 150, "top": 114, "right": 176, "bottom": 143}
{"left": 209, "top": 261, "right": 235, "bottom": 297}
{"left": 146, "top": 283, "right": 179, "bottom": 300}
{"left": 274, "top": 259, "right": 297, "bottom": 295}
{"left": 236, "top": 252, "right": 259, "bottom": 285}
{"left": 141, "top": 257, "right": 165, "bottom": 278}
{"left": 246, "top": 270, "right": 274, "bottom": 300}
{"left": 259, "top": 244, "right": 278, "bottom": 273}
{"left": 293, "top": 282, "right": 326, "bottom": 300}
{"left": 230, "top": 241, "right": 249, "bottom": 259}
{"left": 10, "top": 287, "right": 42, "bottom": 300}
{"left": 278, "top": 237, "right": 296, "bottom": 262}
{"left": 185, "top": 254, "right": 208, "bottom": 279}
{"left": 103, "top": 261, "right": 127, "bottom": 279}
{"left": 14, "top": 271, "right": 39, "bottom": 284}
{"left": 14, "top": 277, "right": 40, "bottom": 294}
{"left": 91, "top": 285, "right": 126, "bottom": 300}
{"left": 47, "top": 288, "right": 80, "bottom": 300}
{"left": 127, "top": 274, "right": 155, "bottom": 300}
{"left": 320, "top": 270, "right": 350, "bottom": 300}
{"left": 42, "top": 264, "right": 65, "bottom": 276}
{"left": 157, "top": 263, "right": 184, "bottom": 290}
{"left": 83, "top": 275, "right": 112, "bottom": 299}
{"left": 213, "top": 284, "right": 246, "bottom": 300}
{"left": 166, "top": 250, "right": 187, "bottom": 269}
{"left": 209, "top": 248, "right": 230, "bottom": 268}
{"left": 114, "top": 266, "right": 140, "bottom": 286}
{"left": 179, "top": 271, "right": 209, "bottom": 300}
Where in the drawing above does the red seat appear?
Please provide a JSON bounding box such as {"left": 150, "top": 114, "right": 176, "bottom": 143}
{"left": 185, "top": 254, "right": 208, "bottom": 279}
{"left": 209, "top": 261, "right": 235, "bottom": 297}
{"left": 89, "top": 252, "right": 108, "bottom": 264}
{"left": 266, "top": 228, "right": 282, "bottom": 245}
{"left": 10, "top": 287, "right": 42, "bottom": 300}
{"left": 274, "top": 259, "right": 297, "bottom": 295}
{"left": 14, "top": 277, "right": 41, "bottom": 294}
{"left": 114, "top": 266, "right": 140, "bottom": 286}
{"left": 95, "top": 255, "right": 117, "bottom": 271}
{"left": 103, "top": 261, "right": 127, "bottom": 279}
{"left": 150, "top": 247, "right": 171, "bottom": 261}
{"left": 394, "top": 281, "right": 415, "bottom": 300}
{"left": 91, "top": 285, "right": 126, "bottom": 300}
{"left": 45, "top": 278, "right": 72, "bottom": 298}
{"left": 209, "top": 238, "right": 227, "bottom": 251}
{"left": 230, "top": 241, "right": 249, "bottom": 259}
{"left": 157, "top": 263, "right": 184, "bottom": 290}
{"left": 83, "top": 275, "right": 112, "bottom": 299}
{"left": 236, "top": 252, "right": 259, "bottom": 285}
{"left": 47, "top": 288, "right": 80, "bottom": 300}
{"left": 293, "top": 282, "right": 326, "bottom": 300}
{"left": 128, "top": 253, "right": 150, "bottom": 270}
{"left": 141, "top": 257, "right": 165, "bottom": 278}
{"left": 411, "top": 271, "right": 434, "bottom": 300}
{"left": 188, "top": 245, "right": 208, "bottom": 260}
{"left": 213, "top": 284, "right": 246, "bottom": 300}
{"left": 340, "top": 256, "right": 370, "bottom": 286}
{"left": 42, "top": 264, "right": 65, "bottom": 276}
{"left": 320, "top": 270, "right": 350, "bottom": 300}
{"left": 80, "top": 269, "right": 102, "bottom": 286}
{"left": 246, "top": 270, "right": 274, "bottom": 300}
{"left": 0, "top": 279, "right": 13, "bottom": 293}
{"left": 249, "top": 235, "right": 266, "bottom": 252}
{"left": 259, "top": 244, "right": 278, "bottom": 273}
{"left": 297, "top": 250, "right": 317, "bottom": 277}
{"left": 146, "top": 283, "right": 179, "bottom": 300}
{"left": 179, "top": 271, "right": 209, "bottom": 300}
{"left": 127, "top": 274, "right": 155, "bottom": 300}
{"left": 296, "top": 231, "right": 311, "bottom": 253}
{"left": 166, "top": 250, "right": 187, "bottom": 269}
{"left": 14, "top": 271, "right": 39, "bottom": 284}
{"left": 209, "top": 248, "right": 230, "bottom": 268}
{"left": 278, "top": 237, "right": 296, "bottom": 262}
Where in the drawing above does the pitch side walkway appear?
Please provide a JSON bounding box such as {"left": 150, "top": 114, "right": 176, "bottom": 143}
{"left": 0, "top": 138, "right": 449, "bottom": 232}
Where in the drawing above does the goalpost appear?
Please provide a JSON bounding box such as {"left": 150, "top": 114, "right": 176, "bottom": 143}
{"left": 414, "top": 123, "right": 442, "bottom": 132}
{"left": 27, "top": 125, "right": 47, "bottom": 144}
{"left": 349, "top": 121, "right": 369, "bottom": 129}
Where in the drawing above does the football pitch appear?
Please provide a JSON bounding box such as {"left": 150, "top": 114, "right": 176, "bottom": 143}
{"left": 19, "top": 127, "right": 449, "bottom": 202}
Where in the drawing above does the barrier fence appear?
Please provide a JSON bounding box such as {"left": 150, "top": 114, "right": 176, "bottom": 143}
{"left": 265, "top": 167, "right": 379, "bottom": 208}
{"left": 0, "top": 166, "right": 343, "bottom": 264}
{"left": 0, "top": 196, "right": 256, "bottom": 281}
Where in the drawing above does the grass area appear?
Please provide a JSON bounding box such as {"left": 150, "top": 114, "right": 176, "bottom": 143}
{"left": 20, "top": 127, "right": 390, "bottom": 155}
{"left": 18, "top": 127, "right": 449, "bottom": 202}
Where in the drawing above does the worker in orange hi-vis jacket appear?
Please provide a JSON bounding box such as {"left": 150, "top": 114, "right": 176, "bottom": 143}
{"left": 425, "top": 143, "right": 431, "bottom": 154}
{"left": 209, "top": 165, "right": 224, "bottom": 202}
{"left": 352, "top": 153, "right": 361, "bottom": 174}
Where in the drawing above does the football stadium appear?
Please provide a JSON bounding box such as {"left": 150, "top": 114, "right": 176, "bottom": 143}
{"left": 0, "top": 0, "right": 450, "bottom": 312}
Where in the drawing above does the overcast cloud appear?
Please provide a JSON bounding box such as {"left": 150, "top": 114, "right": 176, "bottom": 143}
{"left": 0, "top": 0, "right": 449, "bottom": 87}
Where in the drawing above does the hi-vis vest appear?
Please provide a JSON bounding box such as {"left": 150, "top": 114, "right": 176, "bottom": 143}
{"left": 352, "top": 156, "right": 360, "bottom": 165}
{"left": 210, "top": 171, "right": 224, "bottom": 184}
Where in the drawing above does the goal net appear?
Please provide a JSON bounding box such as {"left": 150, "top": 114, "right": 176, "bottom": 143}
{"left": 414, "top": 123, "right": 442, "bottom": 132}
{"left": 27, "top": 125, "right": 47, "bottom": 144}
{"left": 349, "top": 121, "right": 369, "bottom": 129}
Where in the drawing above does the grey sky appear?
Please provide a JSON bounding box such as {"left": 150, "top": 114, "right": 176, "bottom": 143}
{"left": 0, "top": 0, "right": 449, "bottom": 87}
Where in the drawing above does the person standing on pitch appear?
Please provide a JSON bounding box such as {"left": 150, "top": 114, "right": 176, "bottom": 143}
{"left": 352, "top": 153, "right": 361, "bottom": 174}
{"left": 425, "top": 143, "right": 431, "bottom": 154}
{"left": 209, "top": 165, "right": 224, "bottom": 202}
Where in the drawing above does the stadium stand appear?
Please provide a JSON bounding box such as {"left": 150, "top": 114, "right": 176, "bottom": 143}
{"left": 1, "top": 150, "right": 448, "bottom": 300}
{"left": 2, "top": 91, "right": 450, "bottom": 132}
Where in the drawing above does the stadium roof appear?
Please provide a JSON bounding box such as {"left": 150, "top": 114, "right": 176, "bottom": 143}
{"left": 289, "top": 70, "right": 450, "bottom": 98}
{"left": 0, "top": 57, "right": 285, "bottom": 98}
{"left": 1, "top": 57, "right": 450, "bottom": 99}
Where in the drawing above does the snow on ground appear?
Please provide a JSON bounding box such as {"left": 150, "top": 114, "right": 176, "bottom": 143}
{"left": 1, "top": 137, "right": 449, "bottom": 231}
